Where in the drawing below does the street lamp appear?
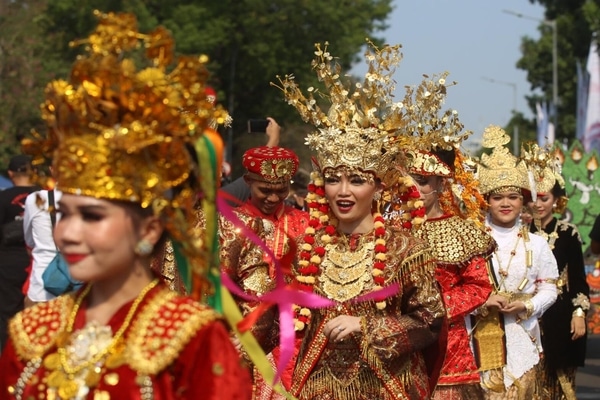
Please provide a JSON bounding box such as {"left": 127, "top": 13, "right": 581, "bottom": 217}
{"left": 482, "top": 76, "right": 519, "bottom": 154}
{"left": 503, "top": 9, "right": 558, "bottom": 135}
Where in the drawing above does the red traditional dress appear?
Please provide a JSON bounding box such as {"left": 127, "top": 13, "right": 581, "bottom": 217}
{"left": 0, "top": 282, "right": 251, "bottom": 400}
{"left": 286, "top": 226, "right": 446, "bottom": 400}
{"left": 413, "top": 215, "right": 495, "bottom": 399}
{"left": 234, "top": 201, "right": 308, "bottom": 399}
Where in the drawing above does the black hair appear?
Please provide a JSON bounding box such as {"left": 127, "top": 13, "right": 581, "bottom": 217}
{"left": 550, "top": 181, "right": 566, "bottom": 198}
{"left": 431, "top": 148, "right": 456, "bottom": 172}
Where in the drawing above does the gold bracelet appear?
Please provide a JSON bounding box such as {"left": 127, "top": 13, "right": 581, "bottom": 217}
{"left": 572, "top": 308, "right": 586, "bottom": 319}
{"left": 523, "top": 300, "right": 534, "bottom": 319}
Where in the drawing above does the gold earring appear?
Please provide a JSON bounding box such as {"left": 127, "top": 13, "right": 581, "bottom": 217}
{"left": 134, "top": 239, "right": 154, "bottom": 257}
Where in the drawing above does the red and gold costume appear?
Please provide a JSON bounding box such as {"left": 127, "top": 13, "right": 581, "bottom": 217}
{"left": 288, "top": 227, "right": 445, "bottom": 400}
{"left": 413, "top": 215, "right": 494, "bottom": 392}
{"left": 0, "top": 282, "right": 251, "bottom": 400}
{"left": 234, "top": 146, "right": 308, "bottom": 399}
{"left": 4, "top": 11, "right": 250, "bottom": 400}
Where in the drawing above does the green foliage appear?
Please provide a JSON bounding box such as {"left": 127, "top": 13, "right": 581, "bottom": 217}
{"left": 0, "top": 0, "right": 392, "bottom": 176}
{"left": 517, "top": 0, "right": 598, "bottom": 144}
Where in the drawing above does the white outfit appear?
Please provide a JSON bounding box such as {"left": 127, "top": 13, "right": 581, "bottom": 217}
{"left": 23, "top": 189, "right": 61, "bottom": 302}
{"left": 484, "top": 219, "right": 558, "bottom": 390}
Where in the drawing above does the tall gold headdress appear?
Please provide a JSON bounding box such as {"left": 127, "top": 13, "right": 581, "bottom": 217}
{"left": 520, "top": 142, "right": 567, "bottom": 212}
{"left": 477, "top": 125, "right": 529, "bottom": 195}
{"left": 22, "top": 11, "right": 227, "bottom": 303}
{"left": 397, "top": 72, "right": 487, "bottom": 222}
{"left": 273, "top": 40, "right": 406, "bottom": 185}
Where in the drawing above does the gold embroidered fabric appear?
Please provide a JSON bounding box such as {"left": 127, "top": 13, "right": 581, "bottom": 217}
{"left": 127, "top": 289, "right": 218, "bottom": 374}
{"left": 413, "top": 216, "right": 495, "bottom": 266}
{"left": 292, "top": 227, "right": 445, "bottom": 400}
{"left": 10, "top": 287, "right": 218, "bottom": 377}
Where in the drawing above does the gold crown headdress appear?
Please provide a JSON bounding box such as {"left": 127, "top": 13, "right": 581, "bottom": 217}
{"left": 477, "top": 125, "right": 529, "bottom": 195}
{"left": 396, "top": 73, "right": 487, "bottom": 222}
{"left": 520, "top": 142, "right": 565, "bottom": 195}
{"left": 22, "top": 11, "right": 228, "bottom": 302}
{"left": 520, "top": 142, "right": 567, "bottom": 213}
{"left": 272, "top": 40, "right": 407, "bottom": 185}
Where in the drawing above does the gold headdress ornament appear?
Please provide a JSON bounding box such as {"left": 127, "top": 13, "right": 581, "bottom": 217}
{"left": 477, "top": 125, "right": 529, "bottom": 195}
{"left": 22, "top": 11, "right": 228, "bottom": 303}
{"left": 397, "top": 71, "right": 486, "bottom": 222}
{"left": 272, "top": 40, "right": 407, "bottom": 185}
{"left": 520, "top": 142, "right": 568, "bottom": 212}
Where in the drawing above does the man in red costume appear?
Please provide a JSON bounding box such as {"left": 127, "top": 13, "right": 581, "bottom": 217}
{"left": 224, "top": 146, "right": 308, "bottom": 399}
{"left": 239, "top": 146, "right": 308, "bottom": 264}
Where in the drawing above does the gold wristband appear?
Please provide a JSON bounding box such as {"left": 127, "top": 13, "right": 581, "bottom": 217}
{"left": 523, "top": 300, "right": 534, "bottom": 319}
{"left": 572, "top": 308, "right": 586, "bottom": 319}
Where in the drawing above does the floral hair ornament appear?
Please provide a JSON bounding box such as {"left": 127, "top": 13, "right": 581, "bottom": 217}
{"left": 21, "top": 11, "right": 228, "bottom": 305}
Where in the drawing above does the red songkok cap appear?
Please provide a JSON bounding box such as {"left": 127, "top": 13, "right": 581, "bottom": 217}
{"left": 242, "top": 146, "right": 299, "bottom": 183}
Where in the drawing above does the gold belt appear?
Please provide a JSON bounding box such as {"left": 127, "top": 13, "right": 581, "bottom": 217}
{"left": 496, "top": 291, "right": 533, "bottom": 303}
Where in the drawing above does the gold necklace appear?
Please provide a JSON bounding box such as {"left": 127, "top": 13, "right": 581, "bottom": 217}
{"left": 44, "top": 279, "right": 159, "bottom": 399}
{"left": 538, "top": 219, "right": 559, "bottom": 250}
{"left": 489, "top": 226, "right": 525, "bottom": 291}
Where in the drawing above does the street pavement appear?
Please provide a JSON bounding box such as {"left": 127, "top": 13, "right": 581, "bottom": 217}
{"left": 577, "top": 334, "right": 600, "bottom": 399}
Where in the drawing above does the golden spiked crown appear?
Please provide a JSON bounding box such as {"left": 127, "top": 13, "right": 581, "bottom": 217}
{"left": 477, "top": 125, "right": 529, "bottom": 194}
{"left": 24, "top": 11, "right": 228, "bottom": 206}
{"left": 520, "top": 142, "right": 565, "bottom": 195}
{"left": 272, "top": 40, "right": 408, "bottom": 185}
{"left": 22, "top": 11, "right": 228, "bottom": 300}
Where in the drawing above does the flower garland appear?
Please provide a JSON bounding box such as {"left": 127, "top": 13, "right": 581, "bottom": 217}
{"left": 293, "top": 171, "right": 419, "bottom": 331}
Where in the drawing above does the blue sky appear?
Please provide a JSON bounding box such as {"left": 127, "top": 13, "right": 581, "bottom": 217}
{"left": 352, "top": 0, "right": 546, "bottom": 152}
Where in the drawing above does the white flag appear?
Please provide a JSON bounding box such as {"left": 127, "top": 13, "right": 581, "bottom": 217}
{"left": 584, "top": 38, "right": 600, "bottom": 153}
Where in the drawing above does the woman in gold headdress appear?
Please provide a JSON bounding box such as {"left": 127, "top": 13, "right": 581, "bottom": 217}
{"left": 522, "top": 144, "right": 590, "bottom": 400}
{"left": 273, "top": 41, "right": 446, "bottom": 400}
{"left": 396, "top": 73, "right": 494, "bottom": 399}
{"left": 407, "top": 148, "right": 494, "bottom": 400}
{"left": 0, "top": 12, "right": 250, "bottom": 400}
{"left": 473, "top": 126, "right": 558, "bottom": 400}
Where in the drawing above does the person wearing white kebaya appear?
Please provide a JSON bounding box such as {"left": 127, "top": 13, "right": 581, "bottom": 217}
{"left": 474, "top": 125, "right": 558, "bottom": 399}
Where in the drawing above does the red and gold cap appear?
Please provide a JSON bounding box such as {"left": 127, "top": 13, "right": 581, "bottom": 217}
{"left": 242, "top": 146, "right": 299, "bottom": 183}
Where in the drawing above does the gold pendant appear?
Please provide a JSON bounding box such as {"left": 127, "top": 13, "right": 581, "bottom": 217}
{"left": 46, "top": 369, "right": 67, "bottom": 388}
{"left": 43, "top": 353, "right": 61, "bottom": 370}
{"left": 58, "top": 380, "right": 79, "bottom": 399}
{"left": 85, "top": 367, "right": 102, "bottom": 388}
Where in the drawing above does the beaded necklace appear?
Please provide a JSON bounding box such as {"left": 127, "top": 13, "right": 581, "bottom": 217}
{"left": 488, "top": 224, "right": 532, "bottom": 292}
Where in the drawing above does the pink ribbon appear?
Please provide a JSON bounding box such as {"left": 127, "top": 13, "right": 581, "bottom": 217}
{"left": 217, "top": 196, "right": 400, "bottom": 384}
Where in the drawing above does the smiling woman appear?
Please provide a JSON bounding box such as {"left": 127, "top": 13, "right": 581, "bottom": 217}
{"left": 0, "top": 11, "right": 251, "bottom": 400}
{"left": 270, "top": 40, "right": 447, "bottom": 400}
{"left": 473, "top": 125, "right": 558, "bottom": 399}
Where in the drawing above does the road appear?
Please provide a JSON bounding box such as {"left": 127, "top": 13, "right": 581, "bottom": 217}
{"left": 577, "top": 334, "right": 600, "bottom": 399}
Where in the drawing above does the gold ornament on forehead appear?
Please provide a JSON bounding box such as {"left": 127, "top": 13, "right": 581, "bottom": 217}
{"left": 260, "top": 159, "right": 296, "bottom": 181}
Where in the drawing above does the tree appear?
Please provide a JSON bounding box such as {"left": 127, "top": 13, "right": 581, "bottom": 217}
{"left": 0, "top": 0, "right": 58, "bottom": 171}
{"left": 38, "top": 0, "right": 394, "bottom": 175}
{"left": 516, "top": 0, "right": 596, "bottom": 145}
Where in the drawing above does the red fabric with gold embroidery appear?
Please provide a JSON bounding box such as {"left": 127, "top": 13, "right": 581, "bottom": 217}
{"left": 0, "top": 284, "right": 251, "bottom": 400}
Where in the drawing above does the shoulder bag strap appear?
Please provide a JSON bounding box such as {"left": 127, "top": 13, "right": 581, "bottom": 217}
{"left": 48, "top": 190, "right": 56, "bottom": 228}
